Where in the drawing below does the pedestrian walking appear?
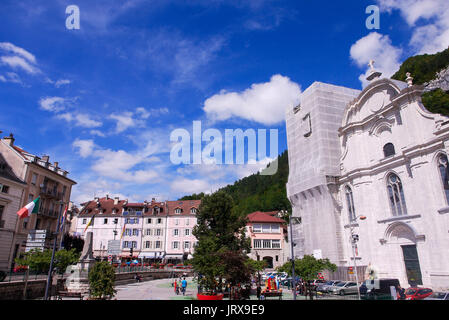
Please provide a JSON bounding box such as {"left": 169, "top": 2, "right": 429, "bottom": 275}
{"left": 181, "top": 277, "right": 187, "bottom": 296}
{"left": 397, "top": 285, "right": 406, "bottom": 300}
{"left": 256, "top": 285, "right": 261, "bottom": 300}
{"left": 174, "top": 279, "right": 179, "bottom": 295}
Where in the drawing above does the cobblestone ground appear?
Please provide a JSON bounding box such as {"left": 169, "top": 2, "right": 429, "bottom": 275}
{"left": 114, "top": 278, "right": 357, "bottom": 300}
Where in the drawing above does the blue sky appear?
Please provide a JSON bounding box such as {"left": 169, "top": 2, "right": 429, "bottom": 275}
{"left": 1, "top": 0, "right": 448, "bottom": 205}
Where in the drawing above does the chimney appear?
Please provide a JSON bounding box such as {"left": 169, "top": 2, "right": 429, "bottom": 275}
{"left": 114, "top": 197, "right": 119, "bottom": 205}
{"left": 3, "top": 133, "right": 15, "bottom": 146}
{"left": 105, "top": 194, "right": 109, "bottom": 200}
{"left": 42, "top": 155, "right": 50, "bottom": 163}
{"left": 53, "top": 161, "right": 59, "bottom": 169}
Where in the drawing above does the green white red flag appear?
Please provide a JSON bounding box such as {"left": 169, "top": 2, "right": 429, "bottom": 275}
{"left": 17, "top": 197, "right": 40, "bottom": 219}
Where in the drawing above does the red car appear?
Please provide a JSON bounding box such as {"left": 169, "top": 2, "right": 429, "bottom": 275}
{"left": 405, "top": 287, "right": 433, "bottom": 300}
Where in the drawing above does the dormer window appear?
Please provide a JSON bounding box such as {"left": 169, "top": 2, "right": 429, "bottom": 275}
{"left": 175, "top": 208, "right": 182, "bottom": 214}
{"left": 190, "top": 208, "right": 197, "bottom": 214}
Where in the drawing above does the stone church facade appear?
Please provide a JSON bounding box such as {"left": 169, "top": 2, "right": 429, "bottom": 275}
{"left": 286, "top": 66, "right": 449, "bottom": 290}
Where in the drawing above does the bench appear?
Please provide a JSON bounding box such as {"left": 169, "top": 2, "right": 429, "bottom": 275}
{"left": 55, "top": 291, "right": 83, "bottom": 300}
{"left": 261, "top": 291, "right": 283, "bottom": 300}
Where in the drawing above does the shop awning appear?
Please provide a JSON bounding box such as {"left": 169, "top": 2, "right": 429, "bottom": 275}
{"left": 138, "top": 252, "right": 156, "bottom": 258}
{"left": 164, "top": 254, "right": 183, "bottom": 259}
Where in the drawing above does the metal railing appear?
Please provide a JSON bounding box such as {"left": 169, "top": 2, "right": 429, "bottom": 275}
{"left": 1, "top": 270, "right": 48, "bottom": 283}
{"left": 114, "top": 265, "right": 193, "bottom": 274}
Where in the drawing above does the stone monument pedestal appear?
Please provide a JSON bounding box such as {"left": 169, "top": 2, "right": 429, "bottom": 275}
{"left": 64, "top": 232, "right": 96, "bottom": 298}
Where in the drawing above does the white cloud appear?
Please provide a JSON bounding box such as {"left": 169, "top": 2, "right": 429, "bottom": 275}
{"left": 203, "top": 74, "right": 301, "bottom": 125}
{"left": 0, "top": 72, "right": 22, "bottom": 84}
{"left": 350, "top": 32, "right": 403, "bottom": 87}
{"left": 0, "top": 56, "right": 40, "bottom": 74}
{"left": 46, "top": 78, "right": 71, "bottom": 88}
{"left": 55, "top": 79, "right": 71, "bottom": 87}
{"left": 136, "top": 107, "right": 150, "bottom": 119}
{"left": 72, "top": 138, "right": 163, "bottom": 185}
{"left": 0, "top": 42, "right": 36, "bottom": 64}
{"left": 73, "top": 139, "right": 96, "bottom": 158}
{"left": 171, "top": 178, "right": 218, "bottom": 194}
{"left": 90, "top": 129, "right": 106, "bottom": 137}
{"left": 39, "top": 96, "right": 68, "bottom": 112}
{"left": 377, "top": 0, "right": 449, "bottom": 54}
{"left": 57, "top": 112, "right": 102, "bottom": 128}
{"left": 109, "top": 112, "right": 141, "bottom": 133}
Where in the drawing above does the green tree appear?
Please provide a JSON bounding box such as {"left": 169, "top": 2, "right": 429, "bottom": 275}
{"left": 15, "top": 248, "right": 79, "bottom": 275}
{"left": 62, "top": 233, "right": 85, "bottom": 253}
{"left": 192, "top": 191, "right": 251, "bottom": 295}
{"left": 54, "top": 249, "right": 80, "bottom": 275}
{"left": 246, "top": 259, "right": 267, "bottom": 286}
{"left": 88, "top": 261, "right": 116, "bottom": 299}
{"left": 277, "top": 255, "right": 336, "bottom": 281}
{"left": 422, "top": 89, "right": 449, "bottom": 116}
{"left": 277, "top": 255, "right": 336, "bottom": 299}
{"left": 15, "top": 249, "right": 52, "bottom": 273}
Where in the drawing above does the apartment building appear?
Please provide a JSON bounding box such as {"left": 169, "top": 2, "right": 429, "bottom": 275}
{"left": 246, "top": 211, "right": 288, "bottom": 269}
{"left": 0, "top": 134, "right": 76, "bottom": 266}
{"left": 165, "top": 200, "right": 200, "bottom": 263}
{"left": 0, "top": 152, "right": 26, "bottom": 270}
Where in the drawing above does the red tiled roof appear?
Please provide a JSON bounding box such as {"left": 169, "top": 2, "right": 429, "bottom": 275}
{"left": 79, "top": 197, "right": 127, "bottom": 217}
{"left": 12, "top": 145, "right": 29, "bottom": 158}
{"left": 166, "top": 200, "right": 201, "bottom": 216}
{"left": 247, "top": 211, "right": 286, "bottom": 224}
{"left": 79, "top": 197, "right": 169, "bottom": 217}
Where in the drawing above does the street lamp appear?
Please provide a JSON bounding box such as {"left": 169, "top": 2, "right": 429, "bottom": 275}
{"left": 349, "top": 215, "right": 366, "bottom": 300}
{"left": 285, "top": 210, "right": 301, "bottom": 301}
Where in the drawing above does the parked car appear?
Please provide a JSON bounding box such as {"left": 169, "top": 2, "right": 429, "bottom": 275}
{"left": 405, "top": 287, "right": 433, "bottom": 300}
{"left": 261, "top": 272, "right": 273, "bottom": 281}
{"left": 424, "top": 291, "right": 449, "bottom": 300}
{"left": 278, "top": 272, "right": 288, "bottom": 281}
{"left": 308, "top": 279, "right": 326, "bottom": 290}
{"left": 331, "top": 281, "right": 359, "bottom": 296}
{"left": 317, "top": 280, "right": 342, "bottom": 293}
{"left": 280, "top": 276, "right": 300, "bottom": 287}
{"left": 360, "top": 279, "right": 400, "bottom": 300}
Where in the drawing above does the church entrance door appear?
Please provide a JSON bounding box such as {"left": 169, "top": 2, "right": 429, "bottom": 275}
{"left": 401, "top": 245, "right": 423, "bottom": 286}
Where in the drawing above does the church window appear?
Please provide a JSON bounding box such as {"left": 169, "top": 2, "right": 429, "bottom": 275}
{"left": 387, "top": 174, "right": 407, "bottom": 216}
{"left": 438, "top": 154, "right": 449, "bottom": 204}
{"left": 345, "top": 186, "right": 356, "bottom": 222}
{"left": 383, "top": 143, "right": 395, "bottom": 157}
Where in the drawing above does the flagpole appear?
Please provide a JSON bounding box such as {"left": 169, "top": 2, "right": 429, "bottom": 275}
{"left": 44, "top": 200, "right": 64, "bottom": 300}
{"left": 59, "top": 205, "right": 67, "bottom": 250}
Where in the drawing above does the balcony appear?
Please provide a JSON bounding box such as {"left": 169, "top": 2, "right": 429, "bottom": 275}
{"left": 37, "top": 208, "right": 58, "bottom": 219}
{"left": 39, "top": 186, "right": 63, "bottom": 200}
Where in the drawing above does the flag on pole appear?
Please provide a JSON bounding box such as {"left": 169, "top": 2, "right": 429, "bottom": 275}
{"left": 83, "top": 214, "right": 96, "bottom": 233}
{"left": 120, "top": 222, "right": 127, "bottom": 239}
{"left": 17, "top": 197, "right": 40, "bottom": 219}
{"left": 59, "top": 205, "right": 68, "bottom": 231}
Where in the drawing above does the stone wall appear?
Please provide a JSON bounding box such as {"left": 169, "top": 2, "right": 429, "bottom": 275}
{"left": 0, "top": 269, "right": 193, "bottom": 299}
{"left": 0, "top": 279, "right": 47, "bottom": 300}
